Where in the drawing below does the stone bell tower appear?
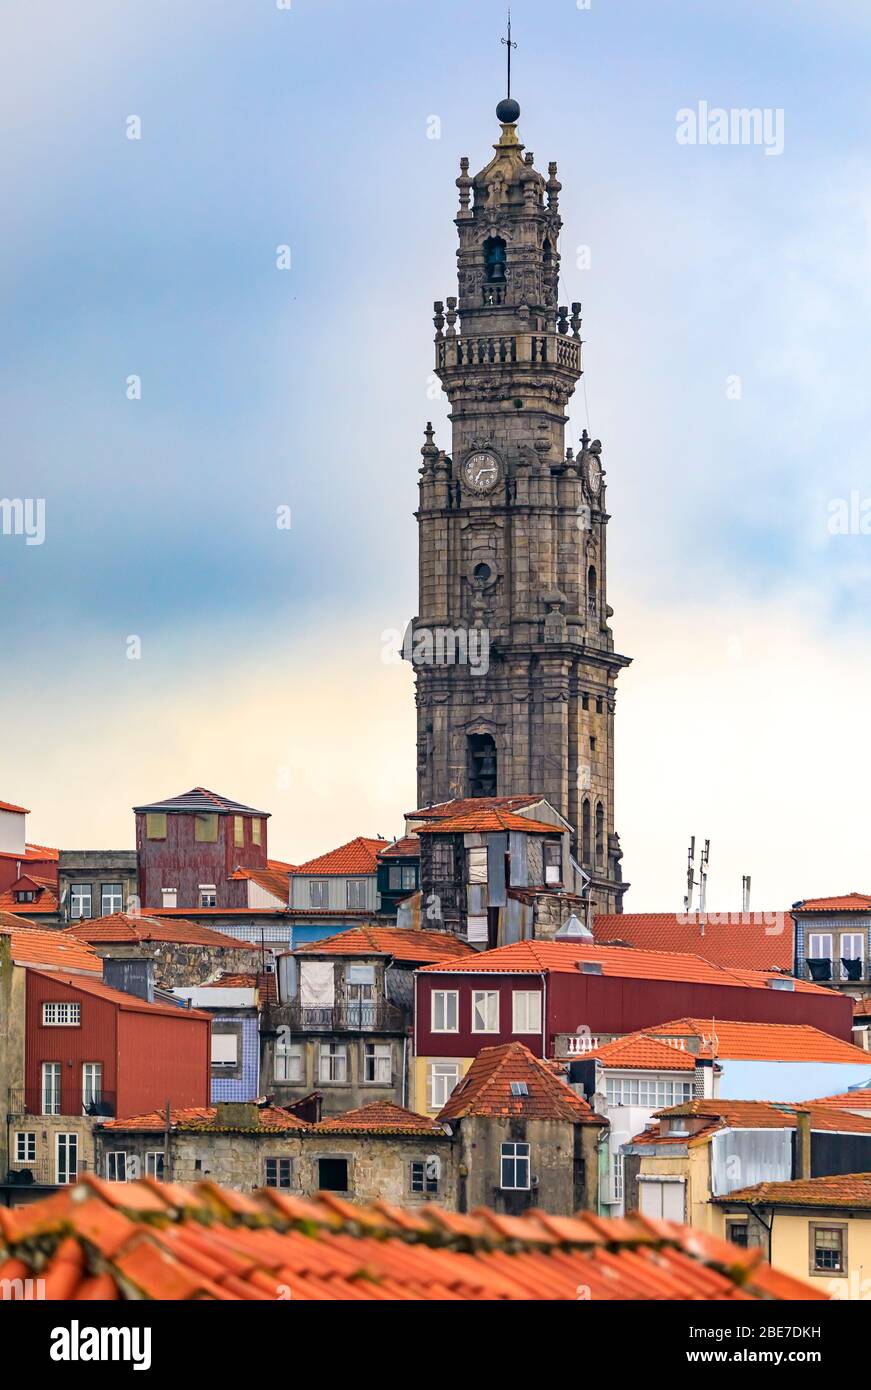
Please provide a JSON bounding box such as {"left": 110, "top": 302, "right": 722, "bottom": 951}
{"left": 409, "top": 97, "right": 631, "bottom": 911}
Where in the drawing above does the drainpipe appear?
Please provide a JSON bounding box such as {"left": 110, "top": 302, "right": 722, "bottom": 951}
{"left": 796, "top": 1110, "right": 812, "bottom": 1180}
{"left": 164, "top": 1099, "right": 172, "bottom": 1182}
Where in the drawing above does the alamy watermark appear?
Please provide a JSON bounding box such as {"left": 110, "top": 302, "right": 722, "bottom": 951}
{"left": 381, "top": 624, "right": 490, "bottom": 676}
{"left": 0, "top": 497, "right": 45, "bottom": 546}
{"left": 676, "top": 102, "right": 784, "bottom": 156}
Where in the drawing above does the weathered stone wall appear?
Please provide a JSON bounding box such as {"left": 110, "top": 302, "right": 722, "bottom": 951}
{"left": 453, "top": 1115, "right": 597, "bottom": 1216}
{"left": 90, "top": 940, "right": 262, "bottom": 990}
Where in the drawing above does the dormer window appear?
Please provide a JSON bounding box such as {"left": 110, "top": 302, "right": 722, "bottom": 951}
{"left": 15, "top": 890, "right": 35, "bottom": 903}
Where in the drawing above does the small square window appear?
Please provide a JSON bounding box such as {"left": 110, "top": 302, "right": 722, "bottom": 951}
{"left": 410, "top": 1159, "right": 440, "bottom": 1195}
{"left": 364, "top": 1043, "right": 392, "bottom": 1084}
{"left": 43, "top": 1002, "right": 81, "bottom": 1026}
{"left": 812, "top": 1226, "right": 845, "bottom": 1273}
{"left": 195, "top": 814, "right": 218, "bottom": 843}
{"left": 145, "top": 813, "right": 167, "bottom": 840}
{"left": 472, "top": 990, "right": 499, "bottom": 1033}
{"left": 101, "top": 882, "right": 123, "bottom": 915}
{"left": 15, "top": 1132, "right": 36, "bottom": 1164}
{"left": 318, "top": 1157, "right": 348, "bottom": 1191}
{"left": 309, "top": 880, "right": 328, "bottom": 909}
{"left": 265, "top": 1157, "right": 293, "bottom": 1189}
{"left": 432, "top": 990, "right": 458, "bottom": 1032}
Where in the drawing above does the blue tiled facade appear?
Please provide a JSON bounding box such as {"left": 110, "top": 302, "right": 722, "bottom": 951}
{"left": 211, "top": 1013, "right": 260, "bottom": 1102}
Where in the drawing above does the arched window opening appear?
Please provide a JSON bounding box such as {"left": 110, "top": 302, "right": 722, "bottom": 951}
{"left": 595, "top": 802, "right": 605, "bottom": 864}
{"left": 587, "top": 565, "right": 597, "bottom": 619}
{"left": 468, "top": 734, "right": 497, "bottom": 797}
{"left": 582, "top": 798, "right": 591, "bottom": 863}
{"left": 484, "top": 236, "right": 507, "bottom": 284}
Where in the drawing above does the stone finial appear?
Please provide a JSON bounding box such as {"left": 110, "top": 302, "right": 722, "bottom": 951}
{"left": 445, "top": 297, "right": 458, "bottom": 337}
{"left": 456, "top": 156, "right": 472, "bottom": 215}
{"left": 547, "top": 161, "right": 561, "bottom": 210}
{"left": 421, "top": 422, "right": 438, "bottom": 471}
{"left": 433, "top": 301, "right": 445, "bottom": 340}
{"left": 570, "top": 302, "right": 582, "bottom": 339}
{"left": 557, "top": 305, "right": 569, "bottom": 335}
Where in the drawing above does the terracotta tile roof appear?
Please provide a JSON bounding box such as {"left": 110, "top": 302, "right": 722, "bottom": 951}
{"left": 29, "top": 969, "right": 211, "bottom": 1021}
{"left": 438, "top": 1042, "right": 601, "bottom": 1123}
{"left": 377, "top": 836, "right": 420, "bottom": 860}
{"left": 0, "top": 799, "right": 29, "bottom": 814}
{"left": 0, "top": 843, "right": 59, "bottom": 863}
{"left": 101, "top": 1105, "right": 305, "bottom": 1133}
{"left": 583, "top": 1034, "right": 697, "bottom": 1071}
{"left": 593, "top": 911, "right": 794, "bottom": 973}
{"left": 0, "top": 922, "right": 101, "bottom": 973}
{"left": 0, "top": 1174, "right": 823, "bottom": 1300}
{"left": 853, "top": 996, "right": 871, "bottom": 1018}
{"left": 65, "top": 911, "right": 254, "bottom": 950}
{"left": 792, "top": 893, "right": 871, "bottom": 912}
{"left": 294, "top": 926, "right": 474, "bottom": 963}
{"left": 802, "top": 1089, "right": 871, "bottom": 1111}
{"left": 229, "top": 865, "right": 291, "bottom": 904}
{"left": 291, "top": 836, "right": 390, "bottom": 876}
{"left": 213, "top": 971, "right": 278, "bottom": 1003}
{"left": 630, "top": 1098, "right": 871, "bottom": 1148}
{"left": 0, "top": 879, "right": 60, "bottom": 914}
{"left": 133, "top": 787, "right": 270, "bottom": 816}
{"left": 418, "top": 939, "right": 831, "bottom": 993}
{"left": 718, "top": 1173, "right": 871, "bottom": 1208}
{"left": 313, "top": 1102, "right": 446, "bottom": 1136}
{"left": 646, "top": 1017, "right": 871, "bottom": 1064}
{"left": 410, "top": 796, "right": 545, "bottom": 820}
{"left": 417, "top": 810, "right": 561, "bottom": 835}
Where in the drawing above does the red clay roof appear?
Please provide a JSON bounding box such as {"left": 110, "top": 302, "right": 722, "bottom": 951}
{"left": 229, "top": 865, "right": 291, "bottom": 904}
{"left": 0, "top": 843, "right": 59, "bottom": 864}
{"left": 28, "top": 969, "right": 211, "bottom": 1021}
{"left": 631, "top": 1098, "right": 871, "bottom": 1148}
{"left": 0, "top": 1175, "right": 823, "bottom": 1300}
{"left": 377, "top": 836, "right": 420, "bottom": 860}
{"left": 803, "top": 1090, "right": 871, "bottom": 1111}
{"left": 410, "top": 796, "right": 545, "bottom": 820}
{"left": 134, "top": 787, "right": 269, "bottom": 816}
{"left": 853, "top": 996, "right": 871, "bottom": 1018}
{"left": 0, "top": 922, "right": 101, "bottom": 973}
{"left": 594, "top": 911, "right": 794, "bottom": 973}
{"left": 65, "top": 911, "right": 254, "bottom": 950}
{"left": 417, "top": 810, "right": 560, "bottom": 835}
{"left": 439, "top": 1042, "right": 601, "bottom": 1123}
{"left": 646, "top": 1017, "right": 871, "bottom": 1064}
{"left": 719, "top": 1173, "right": 871, "bottom": 1208}
{"left": 291, "top": 836, "right": 389, "bottom": 876}
{"left": 212, "top": 971, "right": 277, "bottom": 1003}
{"left": 0, "top": 879, "right": 59, "bottom": 915}
{"left": 102, "top": 1105, "right": 305, "bottom": 1133}
{"left": 294, "top": 926, "right": 474, "bottom": 963}
{"left": 313, "top": 1102, "right": 446, "bottom": 1136}
{"left": 792, "top": 893, "right": 871, "bottom": 912}
{"left": 583, "top": 1034, "right": 697, "bottom": 1071}
{"left": 0, "top": 799, "right": 29, "bottom": 814}
{"left": 417, "top": 939, "right": 832, "bottom": 994}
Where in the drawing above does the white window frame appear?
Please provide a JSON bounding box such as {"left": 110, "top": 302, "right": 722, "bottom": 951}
{"left": 840, "top": 932, "right": 865, "bottom": 979}
{"left": 363, "top": 1042, "right": 392, "bottom": 1084}
{"left": 512, "top": 990, "right": 542, "bottom": 1034}
{"left": 70, "top": 885, "right": 92, "bottom": 920}
{"left": 431, "top": 990, "right": 458, "bottom": 1033}
{"left": 429, "top": 1062, "right": 460, "bottom": 1110}
{"left": 41, "top": 1062, "right": 61, "bottom": 1115}
{"left": 410, "top": 1159, "right": 440, "bottom": 1195}
{"left": 346, "top": 879, "right": 368, "bottom": 910}
{"left": 500, "top": 1141, "right": 530, "bottom": 1190}
{"left": 100, "top": 882, "right": 123, "bottom": 915}
{"left": 309, "top": 879, "right": 328, "bottom": 909}
{"left": 211, "top": 1034, "right": 238, "bottom": 1068}
{"left": 15, "top": 1132, "right": 36, "bottom": 1163}
{"left": 199, "top": 884, "right": 217, "bottom": 909}
{"left": 161, "top": 888, "right": 178, "bottom": 909}
{"left": 106, "top": 1151, "right": 128, "bottom": 1182}
{"left": 55, "top": 1132, "right": 78, "bottom": 1185}
{"left": 612, "top": 1150, "right": 624, "bottom": 1204}
{"left": 318, "top": 1042, "right": 348, "bottom": 1083}
{"left": 82, "top": 1062, "right": 102, "bottom": 1108}
{"left": 472, "top": 990, "right": 499, "bottom": 1034}
{"left": 275, "top": 1042, "right": 303, "bottom": 1083}
{"left": 264, "top": 1156, "right": 293, "bottom": 1189}
{"left": 145, "top": 1150, "right": 165, "bottom": 1179}
{"left": 42, "top": 1001, "right": 81, "bottom": 1027}
{"left": 808, "top": 932, "right": 833, "bottom": 961}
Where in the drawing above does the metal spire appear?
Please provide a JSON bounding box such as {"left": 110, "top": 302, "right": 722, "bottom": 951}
{"left": 501, "top": 9, "right": 517, "bottom": 99}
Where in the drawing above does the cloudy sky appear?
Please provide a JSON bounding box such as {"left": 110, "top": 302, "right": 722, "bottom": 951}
{"left": 2, "top": 0, "right": 870, "bottom": 910}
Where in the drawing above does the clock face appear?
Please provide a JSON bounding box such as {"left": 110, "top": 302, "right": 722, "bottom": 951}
{"left": 583, "top": 451, "right": 602, "bottom": 495}
{"left": 463, "top": 450, "right": 500, "bottom": 495}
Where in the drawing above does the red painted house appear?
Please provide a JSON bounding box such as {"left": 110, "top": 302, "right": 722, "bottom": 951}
{"left": 414, "top": 940, "right": 854, "bottom": 1072}
{"left": 134, "top": 787, "right": 270, "bottom": 912}
{"left": 23, "top": 970, "right": 210, "bottom": 1120}
{"left": 0, "top": 798, "right": 58, "bottom": 898}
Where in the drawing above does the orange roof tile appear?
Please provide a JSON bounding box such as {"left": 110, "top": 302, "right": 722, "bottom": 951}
{"left": 313, "top": 1102, "right": 446, "bottom": 1136}
{"left": 439, "top": 1042, "right": 601, "bottom": 1123}
{"left": 417, "top": 810, "right": 561, "bottom": 835}
{"left": 213, "top": 971, "right": 277, "bottom": 1003}
{"left": 718, "top": 1173, "right": 871, "bottom": 1208}
{"left": 801, "top": 1088, "right": 871, "bottom": 1111}
{"left": 377, "top": 836, "right": 420, "bottom": 859}
{"left": 630, "top": 1098, "right": 871, "bottom": 1147}
{"left": 291, "top": 837, "right": 389, "bottom": 876}
{"left": 0, "top": 799, "right": 29, "bottom": 814}
{"left": 583, "top": 1034, "right": 697, "bottom": 1071}
{"left": 293, "top": 926, "right": 475, "bottom": 963}
{"left": 65, "top": 911, "right": 254, "bottom": 950}
{"left": 28, "top": 970, "right": 211, "bottom": 1021}
{"left": 0, "top": 1175, "right": 824, "bottom": 1301}
{"left": 593, "top": 911, "right": 794, "bottom": 973}
{"left": 410, "top": 796, "right": 545, "bottom": 820}
{"left": 229, "top": 865, "right": 290, "bottom": 904}
{"left": 417, "top": 938, "right": 831, "bottom": 993}
{"left": 792, "top": 893, "right": 871, "bottom": 913}
{"left": 101, "top": 1105, "right": 305, "bottom": 1132}
{"left": 645, "top": 1018, "right": 871, "bottom": 1064}
{"left": 852, "top": 996, "right": 871, "bottom": 1017}
{"left": 0, "top": 880, "right": 59, "bottom": 915}
{"left": 0, "top": 922, "right": 101, "bottom": 973}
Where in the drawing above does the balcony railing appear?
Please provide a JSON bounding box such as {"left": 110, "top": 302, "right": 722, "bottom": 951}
{"left": 284, "top": 1002, "right": 406, "bottom": 1033}
{"left": 8, "top": 1087, "right": 117, "bottom": 1118}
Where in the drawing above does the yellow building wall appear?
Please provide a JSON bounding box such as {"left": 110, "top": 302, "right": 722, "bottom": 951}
{"left": 636, "top": 1145, "right": 722, "bottom": 1233}
{"left": 411, "top": 1056, "right": 473, "bottom": 1117}
{"left": 769, "top": 1212, "right": 871, "bottom": 1298}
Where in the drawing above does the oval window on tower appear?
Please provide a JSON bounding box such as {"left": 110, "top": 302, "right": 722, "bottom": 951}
{"left": 473, "top": 563, "right": 492, "bottom": 584}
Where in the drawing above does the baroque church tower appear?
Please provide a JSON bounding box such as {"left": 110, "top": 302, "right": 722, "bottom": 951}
{"left": 409, "top": 97, "right": 631, "bottom": 913}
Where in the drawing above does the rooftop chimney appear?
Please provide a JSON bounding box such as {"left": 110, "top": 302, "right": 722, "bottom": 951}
{"left": 102, "top": 956, "right": 155, "bottom": 1004}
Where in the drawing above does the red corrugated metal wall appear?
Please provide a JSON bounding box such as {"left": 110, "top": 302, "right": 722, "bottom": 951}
{"left": 136, "top": 811, "right": 267, "bottom": 910}
{"left": 117, "top": 1010, "right": 210, "bottom": 1115}
{"left": 25, "top": 972, "right": 118, "bottom": 1114}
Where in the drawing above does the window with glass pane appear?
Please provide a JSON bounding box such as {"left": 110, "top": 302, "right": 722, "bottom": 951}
{"left": 472, "top": 991, "right": 499, "bottom": 1032}
{"left": 82, "top": 1063, "right": 102, "bottom": 1109}
{"left": 265, "top": 1157, "right": 293, "bottom": 1189}
{"left": 309, "top": 880, "right": 328, "bottom": 908}
{"left": 512, "top": 990, "right": 542, "bottom": 1033}
{"left": 347, "top": 879, "right": 368, "bottom": 909}
{"left": 401, "top": 866, "right": 416, "bottom": 889}
{"left": 319, "top": 1043, "right": 347, "bottom": 1082}
{"left": 430, "top": 1063, "right": 460, "bottom": 1109}
{"left": 364, "top": 1043, "right": 392, "bottom": 1083}
{"left": 813, "top": 1227, "right": 844, "bottom": 1272}
{"left": 432, "top": 990, "right": 458, "bottom": 1032}
{"left": 70, "top": 885, "right": 92, "bottom": 920}
{"left": 101, "top": 883, "right": 123, "bottom": 915}
{"left": 410, "top": 1160, "right": 439, "bottom": 1194}
{"left": 15, "top": 1132, "right": 36, "bottom": 1163}
{"left": 500, "top": 1141, "right": 530, "bottom": 1190}
{"left": 840, "top": 932, "right": 864, "bottom": 979}
{"left": 56, "top": 1133, "right": 78, "bottom": 1185}
{"left": 106, "top": 1151, "right": 128, "bottom": 1182}
{"left": 145, "top": 1151, "right": 165, "bottom": 1180}
{"left": 42, "top": 1063, "right": 61, "bottom": 1115}
{"left": 275, "top": 1044, "right": 303, "bottom": 1082}
{"left": 612, "top": 1151, "right": 624, "bottom": 1203}
{"left": 43, "top": 1002, "right": 81, "bottom": 1026}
